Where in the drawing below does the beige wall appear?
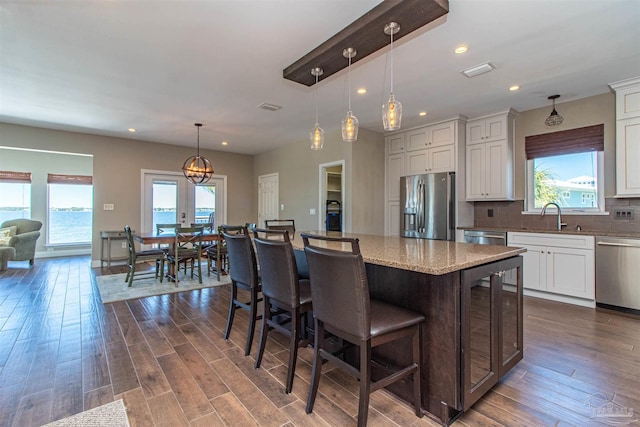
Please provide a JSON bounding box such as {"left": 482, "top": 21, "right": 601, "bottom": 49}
{"left": 351, "top": 127, "right": 385, "bottom": 233}
{"left": 253, "top": 127, "right": 385, "bottom": 234}
{"left": 0, "top": 123, "right": 254, "bottom": 263}
{"left": 514, "top": 92, "right": 616, "bottom": 199}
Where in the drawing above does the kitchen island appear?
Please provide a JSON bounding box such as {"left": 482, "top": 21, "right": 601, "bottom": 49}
{"left": 291, "top": 232, "right": 525, "bottom": 426}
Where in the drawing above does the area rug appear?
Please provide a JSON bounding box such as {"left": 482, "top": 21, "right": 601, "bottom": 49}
{"left": 96, "top": 271, "right": 231, "bottom": 303}
{"left": 42, "top": 399, "right": 130, "bottom": 427}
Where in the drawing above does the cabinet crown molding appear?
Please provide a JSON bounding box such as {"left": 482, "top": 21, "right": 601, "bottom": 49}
{"left": 468, "top": 108, "right": 519, "bottom": 121}
{"left": 384, "top": 114, "right": 468, "bottom": 136}
{"left": 609, "top": 76, "right": 640, "bottom": 91}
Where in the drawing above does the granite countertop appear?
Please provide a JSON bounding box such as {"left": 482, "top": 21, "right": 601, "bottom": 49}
{"left": 291, "top": 231, "right": 525, "bottom": 276}
{"left": 458, "top": 226, "right": 640, "bottom": 239}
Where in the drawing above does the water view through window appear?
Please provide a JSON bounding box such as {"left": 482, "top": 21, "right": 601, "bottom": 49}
{"left": 533, "top": 151, "right": 598, "bottom": 209}
{"left": 152, "top": 182, "right": 216, "bottom": 231}
{"left": 47, "top": 184, "right": 93, "bottom": 244}
{"left": 0, "top": 183, "right": 31, "bottom": 223}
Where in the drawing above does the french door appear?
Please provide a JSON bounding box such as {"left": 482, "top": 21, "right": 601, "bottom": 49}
{"left": 141, "top": 170, "right": 226, "bottom": 234}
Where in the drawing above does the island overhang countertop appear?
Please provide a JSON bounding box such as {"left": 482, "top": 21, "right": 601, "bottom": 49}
{"left": 291, "top": 231, "right": 525, "bottom": 275}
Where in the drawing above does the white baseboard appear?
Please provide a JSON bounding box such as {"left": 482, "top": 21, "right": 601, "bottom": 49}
{"left": 90, "top": 259, "right": 128, "bottom": 268}
{"left": 36, "top": 248, "right": 92, "bottom": 259}
{"left": 524, "top": 289, "right": 596, "bottom": 308}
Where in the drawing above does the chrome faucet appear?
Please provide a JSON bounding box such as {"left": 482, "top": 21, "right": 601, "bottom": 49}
{"left": 541, "top": 202, "right": 567, "bottom": 230}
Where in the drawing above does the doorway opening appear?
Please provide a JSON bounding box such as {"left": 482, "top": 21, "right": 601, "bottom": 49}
{"left": 318, "top": 161, "right": 345, "bottom": 231}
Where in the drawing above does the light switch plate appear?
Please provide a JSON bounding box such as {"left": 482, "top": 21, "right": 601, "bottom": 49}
{"left": 280, "top": 204, "right": 285, "bottom": 211}
{"left": 103, "top": 203, "right": 114, "bottom": 211}
{"left": 310, "top": 208, "right": 316, "bottom": 215}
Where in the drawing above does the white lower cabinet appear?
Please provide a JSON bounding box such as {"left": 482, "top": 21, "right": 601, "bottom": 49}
{"left": 508, "top": 232, "right": 595, "bottom": 301}
{"left": 387, "top": 201, "right": 401, "bottom": 237}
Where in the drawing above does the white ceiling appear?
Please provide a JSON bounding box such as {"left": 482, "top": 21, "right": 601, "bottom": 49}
{"left": 1, "top": 0, "right": 639, "bottom": 155}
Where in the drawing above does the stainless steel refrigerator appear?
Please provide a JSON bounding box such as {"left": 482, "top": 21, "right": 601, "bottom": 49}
{"left": 400, "top": 172, "right": 455, "bottom": 240}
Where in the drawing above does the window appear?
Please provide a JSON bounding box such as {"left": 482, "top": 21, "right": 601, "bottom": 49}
{"left": 0, "top": 171, "right": 32, "bottom": 222}
{"left": 195, "top": 184, "right": 216, "bottom": 225}
{"left": 47, "top": 174, "right": 93, "bottom": 245}
{"left": 525, "top": 124, "right": 605, "bottom": 213}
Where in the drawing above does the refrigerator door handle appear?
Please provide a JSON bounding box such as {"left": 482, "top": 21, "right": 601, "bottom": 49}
{"left": 417, "top": 181, "right": 423, "bottom": 233}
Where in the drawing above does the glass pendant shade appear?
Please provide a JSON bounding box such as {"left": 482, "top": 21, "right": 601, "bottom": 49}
{"left": 182, "top": 123, "right": 213, "bottom": 184}
{"left": 309, "top": 67, "right": 324, "bottom": 150}
{"left": 383, "top": 93, "right": 402, "bottom": 131}
{"left": 342, "top": 111, "right": 359, "bottom": 142}
{"left": 310, "top": 123, "right": 324, "bottom": 150}
{"left": 382, "top": 22, "right": 402, "bottom": 131}
{"left": 342, "top": 47, "right": 359, "bottom": 142}
{"left": 544, "top": 95, "right": 564, "bottom": 127}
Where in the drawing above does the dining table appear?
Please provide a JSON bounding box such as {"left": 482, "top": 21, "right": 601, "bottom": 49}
{"left": 133, "top": 230, "right": 222, "bottom": 282}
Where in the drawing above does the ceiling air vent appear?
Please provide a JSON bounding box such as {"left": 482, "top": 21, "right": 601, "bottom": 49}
{"left": 461, "top": 62, "right": 495, "bottom": 78}
{"left": 257, "top": 102, "right": 282, "bottom": 111}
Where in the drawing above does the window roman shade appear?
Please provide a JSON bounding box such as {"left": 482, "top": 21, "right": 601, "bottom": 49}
{"left": 525, "top": 124, "right": 604, "bottom": 160}
{"left": 0, "top": 171, "right": 32, "bottom": 183}
{"left": 47, "top": 173, "right": 93, "bottom": 185}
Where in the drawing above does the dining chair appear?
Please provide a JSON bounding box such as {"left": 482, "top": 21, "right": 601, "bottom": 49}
{"left": 206, "top": 225, "right": 228, "bottom": 280}
{"left": 166, "top": 226, "right": 203, "bottom": 285}
{"left": 155, "top": 222, "right": 181, "bottom": 258}
{"left": 265, "top": 219, "right": 295, "bottom": 237}
{"left": 221, "top": 225, "right": 261, "bottom": 356}
{"left": 301, "top": 233, "right": 425, "bottom": 427}
{"left": 252, "top": 228, "right": 312, "bottom": 393}
{"left": 123, "top": 225, "right": 165, "bottom": 287}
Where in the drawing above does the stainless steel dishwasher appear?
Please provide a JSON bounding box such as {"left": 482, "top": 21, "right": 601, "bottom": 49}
{"left": 596, "top": 236, "right": 640, "bottom": 313}
{"left": 463, "top": 230, "right": 507, "bottom": 246}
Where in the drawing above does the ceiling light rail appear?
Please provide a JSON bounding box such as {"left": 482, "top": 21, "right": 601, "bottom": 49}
{"left": 283, "top": 0, "right": 449, "bottom": 86}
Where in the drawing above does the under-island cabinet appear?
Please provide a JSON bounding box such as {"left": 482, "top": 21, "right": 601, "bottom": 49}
{"left": 291, "top": 232, "right": 524, "bottom": 426}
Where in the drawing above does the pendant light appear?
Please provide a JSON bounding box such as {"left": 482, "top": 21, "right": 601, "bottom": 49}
{"left": 342, "top": 48, "right": 359, "bottom": 142}
{"left": 544, "top": 94, "right": 564, "bottom": 127}
{"left": 310, "top": 67, "right": 324, "bottom": 150}
{"left": 182, "top": 123, "right": 214, "bottom": 184}
{"left": 382, "top": 22, "right": 402, "bottom": 131}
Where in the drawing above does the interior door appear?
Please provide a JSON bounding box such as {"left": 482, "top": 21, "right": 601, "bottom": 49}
{"left": 258, "top": 173, "right": 279, "bottom": 227}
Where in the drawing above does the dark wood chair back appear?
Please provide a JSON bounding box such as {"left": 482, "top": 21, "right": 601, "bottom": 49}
{"left": 265, "top": 219, "right": 295, "bottom": 237}
{"left": 301, "top": 234, "right": 367, "bottom": 341}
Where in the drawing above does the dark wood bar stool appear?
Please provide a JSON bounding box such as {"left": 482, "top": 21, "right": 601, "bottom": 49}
{"left": 301, "top": 233, "right": 425, "bottom": 427}
{"left": 252, "top": 228, "right": 312, "bottom": 393}
{"left": 265, "top": 219, "right": 295, "bottom": 237}
{"left": 221, "top": 225, "right": 261, "bottom": 356}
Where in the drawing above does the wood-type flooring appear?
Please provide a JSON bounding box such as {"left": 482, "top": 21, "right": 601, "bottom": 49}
{"left": 0, "top": 256, "right": 639, "bottom": 426}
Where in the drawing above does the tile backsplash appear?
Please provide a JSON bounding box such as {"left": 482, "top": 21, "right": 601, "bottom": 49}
{"left": 473, "top": 198, "right": 640, "bottom": 235}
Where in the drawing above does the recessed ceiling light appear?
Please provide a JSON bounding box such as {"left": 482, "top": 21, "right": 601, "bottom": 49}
{"left": 509, "top": 85, "right": 520, "bottom": 91}
{"left": 357, "top": 88, "right": 367, "bottom": 94}
{"left": 222, "top": 141, "right": 228, "bottom": 146}
{"left": 419, "top": 111, "right": 427, "bottom": 116}
{"left": 454, "top": 45, "right": 468, "bottom": 54}
{"left": 128, "top": 128, "right": 136, "bottom": 132}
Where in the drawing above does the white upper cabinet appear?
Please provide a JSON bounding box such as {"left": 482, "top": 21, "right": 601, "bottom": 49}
{"left": 465, "top": 110, "right": 515, "bottom": 200}
{"left": 387, "top": 134, "right": 405, "bottom": 155}
{"left": 610, "top": 77, "right": 640, "bottom": 197}
{"left": 406, "top": 121, "right": 455, "bottom": 151}
{"left": 467, "top": 114, "right": 507, "bottom": 145}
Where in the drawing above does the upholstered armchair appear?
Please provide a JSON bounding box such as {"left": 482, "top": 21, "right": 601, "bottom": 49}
{"left": 0, "top": 219, "right": 43, "bottom": 267}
